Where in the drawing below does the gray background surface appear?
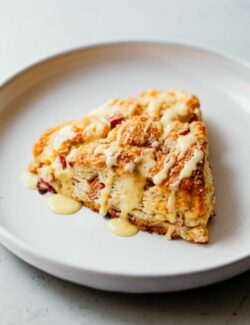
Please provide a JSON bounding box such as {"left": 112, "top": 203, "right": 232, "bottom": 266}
{"left": 0, "top": 0, "right": 250, "bottom": 324}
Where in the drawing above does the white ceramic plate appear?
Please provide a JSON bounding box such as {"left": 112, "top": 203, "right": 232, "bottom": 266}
{"left": 0, "top": 42, "right": 249, "bottom": 293}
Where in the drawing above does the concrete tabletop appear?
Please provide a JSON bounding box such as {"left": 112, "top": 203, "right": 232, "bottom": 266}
{"left": 0, "top": 0, "right": 249, "bottom": 324}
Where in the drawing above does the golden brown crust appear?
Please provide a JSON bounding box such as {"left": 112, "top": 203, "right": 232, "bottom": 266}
{"left": 33, "top": 121, "right": 71, "bottom": 158}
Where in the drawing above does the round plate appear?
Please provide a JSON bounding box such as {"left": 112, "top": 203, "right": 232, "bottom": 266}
{"left": 0, "top": 42, "right": 249, "bottom": 293}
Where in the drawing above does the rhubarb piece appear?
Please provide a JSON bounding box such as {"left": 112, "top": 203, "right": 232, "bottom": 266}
{"left": 37, "top": 178, "right": 56, "bottom": 194}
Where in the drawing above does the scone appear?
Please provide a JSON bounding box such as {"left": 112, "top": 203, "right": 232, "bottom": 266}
{"left": 28, "top": 90, "right": 215, "bottom": 243}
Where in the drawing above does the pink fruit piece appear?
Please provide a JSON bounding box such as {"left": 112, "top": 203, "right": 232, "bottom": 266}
{"left": 88, "top": 178, "right": 105, "bottom": 200}
{"left": 59, "top": 155, "right": 67, "bottom": 169}
{"left": 37, "top": 178, "right": 56, "bottom": 194}
{"left": 110, "top": 209, "right": 121, "bottom": 218}
{"left": 108, "top": 115, "right": 123, "bottom": 128}
{"left": 179, "top": 128, "right": 190, "bottom": 136}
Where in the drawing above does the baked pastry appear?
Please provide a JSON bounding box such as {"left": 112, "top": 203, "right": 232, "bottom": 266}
{"left": 28, "top": 90, "right": 215, "bottom": 243}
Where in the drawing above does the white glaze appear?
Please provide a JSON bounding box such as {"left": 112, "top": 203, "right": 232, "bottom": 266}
{"left": 108, "top": 218, "right": 138, "bottom": 237}
{"left": 176, "top": 133, "right": 197, "bottom": 159}
{"left": 116, "top": 124, "right": 125, "bottom": 143}
{"left": 144, "top": 119, "right": 152, "bottom": 134}
{"left": 127, "top": 100, "right": 139, "bottom": 116}
{"left": 66, "top": 148, "right": 78, "bottom": 163}
{"left": 104, "top": 144, "right": 121, "bottom": 167}
{"left": 161, "top": 102, "right": 188, "bottom": 127}
{"left": 20, "top": 171, "right": 37, "bottom": 190}
{"left": 84, "top": 118, "right": 109, "bottom": 139}
{"left": 53, "top": 125, "right": 76, "bottom": 149}
{"left": 89, "top": 100, "right": 118, "bottom": 117}
{"left": 140, "top": 92, "right": 173, "bottom": 118}
{"left": 124, "top": 125, "right": 136, "bottom": 144}
{"left": 38, "top": 165, "right": 54, "bottom": 182}
{"left": 139, "top": 149, "right": 156, "bottom": 177}
{"left": 54, "top": 168, "right": 73, "bottom": 196}
{"left": 151, "top": 140, "right": 159, "bottom": 147}
{"left": 124, "top": 161, "right": 136, "bottom": 173}
{"left": 95, "top": 144, "right": 121, "bottom": 167}
{"left": 47, "top": 194, "right": 82, "bottom": 215}
{"left": 99, "top": 172, "right": 114, "bottom": 216}
{"left": 153, "top": 156, "right": 175, "bottom": 185}
{"left": 164, "top": 225, "right": 176, "bottom": 240}
{"left": 134, "top": 156, "right": 142, "bottom": 164}
{"left": 179, "top": 149, "right": 204, "bottom": 180}
{"left": 119, "top": 174, "right": 145, "bottom": 219}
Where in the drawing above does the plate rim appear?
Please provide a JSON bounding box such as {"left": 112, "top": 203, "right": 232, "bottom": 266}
{"left": 0, "top": 40, "right": 249, "bottom": 281}
{"left": 0, "top": 224, "right": 249, "bottom": 279}
{"left": 1, "top": 39, "right": 250, "bottom": 88}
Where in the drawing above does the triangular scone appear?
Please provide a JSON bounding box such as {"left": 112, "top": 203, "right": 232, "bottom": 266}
{"left": 29, "top": 90, "right": 215, "bottom": 243}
